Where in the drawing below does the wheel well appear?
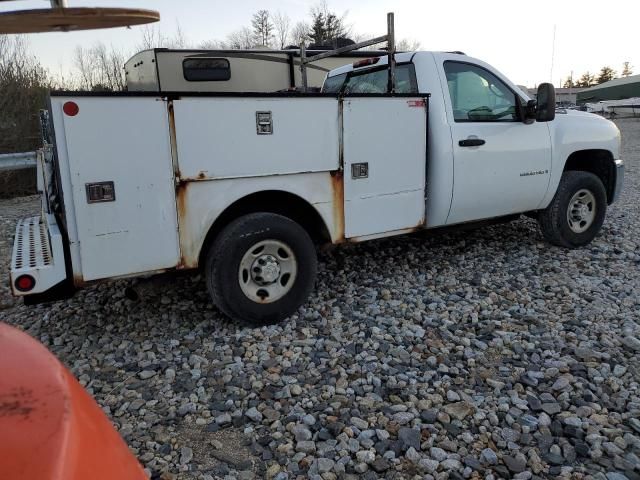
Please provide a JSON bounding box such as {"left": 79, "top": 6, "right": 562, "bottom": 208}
{"left": 563, "top": 149, "right": 616, "bottom": 204}
{"left": 197, "top": 190, "right": 331, "bottom": 269}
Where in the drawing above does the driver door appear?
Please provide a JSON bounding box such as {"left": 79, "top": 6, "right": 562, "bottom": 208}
{"left": 443, "top": 61, "right": 552, "bottom": 225}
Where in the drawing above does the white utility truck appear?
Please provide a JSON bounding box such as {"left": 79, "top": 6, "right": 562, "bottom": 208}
{"left": 9, "top": 25, "right": 624, "bottom": 325}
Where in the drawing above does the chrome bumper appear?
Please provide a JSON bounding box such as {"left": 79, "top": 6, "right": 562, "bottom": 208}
{"left": 611, "top": 159, "right": 624, "bottom": 204}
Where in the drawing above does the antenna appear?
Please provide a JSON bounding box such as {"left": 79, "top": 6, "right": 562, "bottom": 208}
{"left": 550, "top": 24, "right": 556, "bottom": 83}
{"left": 0, "top": 0, "right": 160, "bottom": 34}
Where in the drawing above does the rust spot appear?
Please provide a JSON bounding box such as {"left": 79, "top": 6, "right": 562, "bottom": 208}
{"left": 174, "top": 181, "right": 199, "bottom": 270}
{"left": 330, "top": 170, "right": 345, "bottom": 242}
{"left": 175, "top": 180, "right": 189, "bottom": 269}
{"left": 73, "top": 273, "right": 84, "bottom": 288}
{"left": 167, "top": 101, "right": 181, "bottom": 180}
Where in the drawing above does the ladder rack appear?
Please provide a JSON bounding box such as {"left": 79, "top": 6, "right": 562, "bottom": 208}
{"left": 299, "top": 12, "right": 396, "bottom": 93}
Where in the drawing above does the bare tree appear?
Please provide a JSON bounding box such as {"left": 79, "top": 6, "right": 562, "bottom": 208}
{"left": 396, "top": 38, "right": 421, "bottom": 51}
{"left": 74, "top": 43, "right": 126, "bottom": 91}
{"left": 74, "top": 46, "right": 98, "bottom": 89}
{"left": 138, "top": 25, "right": 164, "bottom": 50}
{"left": 272, "top": 11, "right": 291, "bottom": 49}
{"left": 225, "top": 27, "right": 255, "bottom": 49}
{"left": 199, "top": 39, "right": 225, "bottom": 50}
{"left": 0, "top": 35, "right": 52, "bottom": 153}
{"left": 290, "top": 21, "right": 310, "bottom": 47}
{"left": 137, "top": 22, "right": 189, "bottom": 51}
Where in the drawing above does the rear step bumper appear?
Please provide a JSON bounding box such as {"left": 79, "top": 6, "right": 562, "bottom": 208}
{"left": 10, "top": 214, "right": 68, "bottom": 296}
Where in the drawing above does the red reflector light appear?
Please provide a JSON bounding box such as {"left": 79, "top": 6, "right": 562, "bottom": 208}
{"left": 63, "top": 101, "right": 79, "bottom": 117}
{"left": 353, "top": 57, "right": 380, "bottom": 68}
{"left": 15, "top": 275, "right": 36, "bottom": 292}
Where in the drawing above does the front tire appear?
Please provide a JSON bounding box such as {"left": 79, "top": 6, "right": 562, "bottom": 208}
{"left": 538, "top": 171, "right": 607, "bottom": 248}
{"left": 205, "top": 213, "right": 317, "bottom": 326}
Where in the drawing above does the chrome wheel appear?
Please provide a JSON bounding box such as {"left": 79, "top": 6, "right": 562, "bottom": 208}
{"left": 567, "top": 189, "right": 596, "bottom": 233}
{"left": 238, "top": 239, "right": 297, "bottom": 303}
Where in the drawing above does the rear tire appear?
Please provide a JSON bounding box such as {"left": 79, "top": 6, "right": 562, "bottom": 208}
{"left": 205, "top": 213, "right": 317, "bottom": 326}
{"left": 538, "top": 171, "right": 607, "bottom": 248}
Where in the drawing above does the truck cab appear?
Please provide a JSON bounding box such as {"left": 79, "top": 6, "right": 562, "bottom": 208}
{"left": 322, "top": 51, "right": 623, "bottom": 228}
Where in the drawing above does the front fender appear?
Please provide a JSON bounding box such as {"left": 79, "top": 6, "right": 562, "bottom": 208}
{"left": 539, "top": 112, "right": 621, "bottom": 208}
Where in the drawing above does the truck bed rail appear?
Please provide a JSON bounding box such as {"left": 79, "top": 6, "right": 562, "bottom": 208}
{"left": 0, "top": 151, "right": 37, "bottom": 171}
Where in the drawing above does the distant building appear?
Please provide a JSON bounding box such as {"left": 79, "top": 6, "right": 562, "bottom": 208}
{"left": 524, "top": 87, "right": 586, "bottom": 106}
{"left": 554, "top": 87, "right": 587, "bottom": 106}
{"left": 576, "top": 74, "right": 640, "bottom": 104}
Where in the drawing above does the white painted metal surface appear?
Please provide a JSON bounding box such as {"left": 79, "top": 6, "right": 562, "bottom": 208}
{"left": 173, "top": 98, "right": 340, "bottom": 179}
{"left": 433, "top": 52, "right": 553, "bottom": 223}
{"left": 177, "top": 172, "right": 337, "bottom": 267}
{"left": 58, "top": 96, "right": 179, "bottom": 281}
{"left": 10, "top": 214, "right": 66, "bottom": 295}
{"left": 541, "top": 110, "right": 621, "bottom": 208}
{"left": 445, "top": 120, "right": 552, "bottom": 223}
{"left": 342, "top": 97, "right": 427, "bottom": 238}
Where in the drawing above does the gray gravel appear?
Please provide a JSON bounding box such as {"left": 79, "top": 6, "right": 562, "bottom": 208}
{"left": 2, "top": 118, "right": 640, "bottom": 480}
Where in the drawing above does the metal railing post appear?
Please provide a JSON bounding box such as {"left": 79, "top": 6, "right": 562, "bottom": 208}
{"left": 387, "top": 12, "right": 396, "bottom": 93}
{"left": 300, "top": 43, "right": 308, "bottom": 93}
{"left": 297, "top": 12, "right": 396, "bottom": 92}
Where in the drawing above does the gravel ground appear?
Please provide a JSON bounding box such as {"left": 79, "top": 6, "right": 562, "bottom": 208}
{"left": 1, "top": 118, "right": 640, "bottom": 480}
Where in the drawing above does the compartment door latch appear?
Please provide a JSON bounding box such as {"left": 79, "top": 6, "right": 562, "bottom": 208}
{"left": 85, "top": 181, "right": 115, "bottom": 203}
{"left": 256, "top": 111, "right": 273, "bottom": 135}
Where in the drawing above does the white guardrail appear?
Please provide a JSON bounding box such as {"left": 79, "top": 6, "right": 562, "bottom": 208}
{"left": 0, "top": 152, "right": 37, "bottom": 171}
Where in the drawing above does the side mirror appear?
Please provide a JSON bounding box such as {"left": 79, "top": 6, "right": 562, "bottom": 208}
{"left": 536, "top": 83, "right": 556, "bottom": 122}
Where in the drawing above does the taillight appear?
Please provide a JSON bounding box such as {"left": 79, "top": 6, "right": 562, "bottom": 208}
{"left": 15, "top": 275, "right": 36, "bottom": 292}
{"left": 63, "top": 101, "right": 79, "bottom": 117}
{"left": 353, "top": 57, "right": 380, "bottom": 68}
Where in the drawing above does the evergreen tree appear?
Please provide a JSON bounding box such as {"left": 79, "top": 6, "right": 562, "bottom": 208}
{"left": 622, "top": 61, "right": 633, "bottom": 77}
{"left": 596, "top": 66, "right": 616, "bottom": 84}
{"left": 562, "top": 76, "right": 574, "bottom": 88}
{"left": 575, "top": 72, "right": 595, "bottom": 88}
{"left": 251, "top": 10, "right": 273, "bottom": 47}
{"left": 308, "top": 3, "right": 349, "bottom": 47}
{"left": 309, "top": 11, "right": 326, "bottom": 46}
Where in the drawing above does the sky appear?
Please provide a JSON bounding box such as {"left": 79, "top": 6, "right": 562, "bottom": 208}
{"left": 1, "top": 0, "right": 638, "bottom": 87}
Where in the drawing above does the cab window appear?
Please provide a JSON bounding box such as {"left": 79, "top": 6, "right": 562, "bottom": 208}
{"left": 444, "top": 62, "right": 518, "bottom": 122}
{"left": 322, "top": 64, "right": 417, "bottom": 94}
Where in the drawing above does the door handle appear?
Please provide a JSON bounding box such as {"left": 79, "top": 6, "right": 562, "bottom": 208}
{"left": 459, "top": 138, "right": 486, "bottom": 147}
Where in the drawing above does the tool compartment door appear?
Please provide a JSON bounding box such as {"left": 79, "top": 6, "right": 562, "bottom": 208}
{"left": 343, "top": 97, "right": 428, "bottom": 238}
{"left": 58, "top": 97, "right": 179, "bottom": 281}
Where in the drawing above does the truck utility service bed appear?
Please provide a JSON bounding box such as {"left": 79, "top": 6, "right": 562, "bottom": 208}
{"left": 12, "top": 91, "right": 428, "bottom": 293}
